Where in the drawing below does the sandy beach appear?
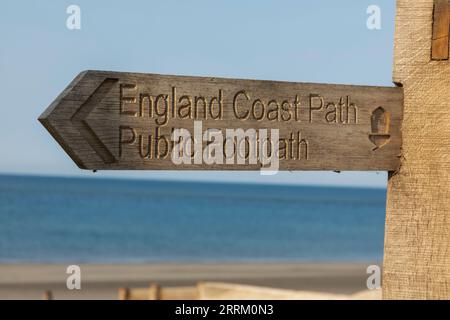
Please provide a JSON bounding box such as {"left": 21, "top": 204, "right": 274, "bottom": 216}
{"left": 0, "top": 262, "right": 378, "bottom": 300}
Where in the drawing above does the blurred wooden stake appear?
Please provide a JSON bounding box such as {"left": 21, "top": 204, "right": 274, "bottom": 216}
{"left": 43, "top": 290, "right": 53, "bottom": 300}
{"left": 118, "top": 287, "right": 130, "bottom": 300}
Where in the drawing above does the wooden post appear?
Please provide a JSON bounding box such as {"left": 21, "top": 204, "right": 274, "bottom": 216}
{"left": 118, "top": 287, "right": 130, "bottom": 300}
{"left": 383, "top": 0, "right": 450, "bottom": 299}
{"left": 148, "top": 284, "right": 161, "bottom": 300}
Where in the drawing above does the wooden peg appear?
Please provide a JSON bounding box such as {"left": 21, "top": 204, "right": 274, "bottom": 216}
{"left": 431, "top": 0, "right": 450, "bottom": 60}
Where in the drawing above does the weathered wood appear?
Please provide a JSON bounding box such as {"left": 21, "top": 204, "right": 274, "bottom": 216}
{"left": 431, "top": 0, "right": 449, "bottom": 60}
{"left": 39, "top": 70, "right": 403, "bottom": 171}
{"left": 383, "top": 0, "right": 450, "bottom": 299}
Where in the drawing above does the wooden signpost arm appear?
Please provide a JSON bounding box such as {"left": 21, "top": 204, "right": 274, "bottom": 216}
{"left": 383, "top": 0, "right": 450, "bottom": 299}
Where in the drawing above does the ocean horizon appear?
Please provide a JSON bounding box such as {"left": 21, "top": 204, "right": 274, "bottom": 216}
{"left": 0, "top": 174, "right": 386, "bottom": 263}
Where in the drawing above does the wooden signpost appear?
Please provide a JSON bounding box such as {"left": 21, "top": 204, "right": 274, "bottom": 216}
{"left": 38, "top": 0, "right": 450, "bottom": 299}
{"left": 39, "top": 71, "right": 403, "bottom": 171}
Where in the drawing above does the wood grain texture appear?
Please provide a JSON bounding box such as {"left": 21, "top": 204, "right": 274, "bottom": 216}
{"left": 383, "top": 0, "right": 450, "bottom": 299}
{"left": 39, "top": 70, "right": 403, "bottom": 171}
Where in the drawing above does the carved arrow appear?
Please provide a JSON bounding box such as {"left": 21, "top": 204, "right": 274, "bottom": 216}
{"left": 39, "top": 71, "right": 121, "bottom": 168}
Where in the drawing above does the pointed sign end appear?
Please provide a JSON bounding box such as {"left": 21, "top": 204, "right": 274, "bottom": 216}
{"left": 37, "top": 70, "right": 101, "bottom": 170}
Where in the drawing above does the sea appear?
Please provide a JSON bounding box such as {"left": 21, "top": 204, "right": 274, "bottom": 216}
{"left": 0, "top": 174, "right": 386, "bottom": 263}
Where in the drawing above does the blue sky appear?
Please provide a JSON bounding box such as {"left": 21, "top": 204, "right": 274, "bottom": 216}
{"left": 0, "top": 0, "right": 396, "bottom": 187}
